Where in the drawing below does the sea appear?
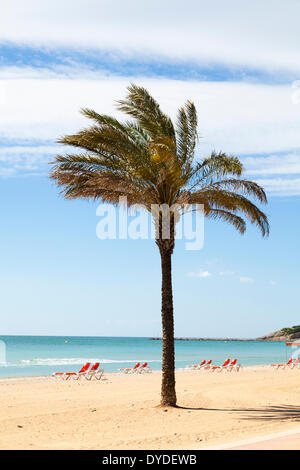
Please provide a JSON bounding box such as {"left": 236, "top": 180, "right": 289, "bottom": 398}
{"left": 0, "top": 335, "right": 296, "bottom": 378}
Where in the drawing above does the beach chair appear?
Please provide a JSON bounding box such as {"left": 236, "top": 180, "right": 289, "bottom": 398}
{"left": 293, "top": 358, "right": 300, "bottom": 369}
{"left": 220, "top": 358, "right": 237, "bottom": 372}
{"left": 271, "top": 358, "right": 293, "bottom": 370}
{"left": 137, "top": 362, "right": 152, "bottom": 373}
{"left": 203, "top": 359, "right": 227, "bottom": 371}
{"left": 226, "top": 359, "right": 241, "bottom": 372}
{"left": 70, "top": 362, "right": 94, "bottom": 380}
{"left": 119, "top": 362, "right": 140, "bottom": 374}
{"left": 207, "top": 358, "right": 231, "bottom": 372}
{"left": 128, "top": 362, "right": 142, "bottom": 374}
{"left": 187, "top": 360, "right": 206, "bottom": 370}
{"left": 198, "top": 360, "right": 213, "bottom": 370}
{"left": 52, "top": 362, "right": 91, "bottom": 380}
{"left": 85, "top": 362, "right": 105, "bottom": 380}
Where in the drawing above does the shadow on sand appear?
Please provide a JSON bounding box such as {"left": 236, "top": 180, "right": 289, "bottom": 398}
{"left": 176, "top": 404, "right": 300, "bottom": 422}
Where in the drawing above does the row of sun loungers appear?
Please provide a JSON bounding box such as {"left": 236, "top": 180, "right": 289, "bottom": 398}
{"left": 53, "top": 362, "right": 104, "bottom": 380}
{"left": 186, "top": 358, "right": 241, "bottom": 372}
{"left": 186, "top": 357, "right": 300, "bottom": 372}
{"left": 56, "top": 357, "right": 300, "bottom": 377}
{"left": 119, "top": 362, "right": 152, "bottom": 374}
{"left": 52, "top": 357, "right": 300, "bottom": 379}
{"left": 52, "top": 361, "right": 152, "bottom": 379}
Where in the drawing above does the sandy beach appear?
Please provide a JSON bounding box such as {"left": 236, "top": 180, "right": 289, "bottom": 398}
{"left": 0, "top": 366, "right": 300, "bottom": 450}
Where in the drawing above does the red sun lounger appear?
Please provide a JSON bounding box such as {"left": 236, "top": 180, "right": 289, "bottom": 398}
{"left": 85, "top": 362, "right": 105, "bottom": 380}
{"left": 53, "top": 362, "right": 91, "bottom": 380}
{"left": 187, "top": 360, "right": 206, "bottom": 370}
{"left": 119, "top": 362, "right": 141, "bottom": 374}
{"left": 137, "top": 362, "right": 152, "bottom": 373}
{"left": 206, "top": 358, "right": 231, "bottom": 372}
{"left": 226, "top": 359, "right": 242, "bottom": 372}
{"left": 271, "top": 358, "right": 293, "bottom": 370}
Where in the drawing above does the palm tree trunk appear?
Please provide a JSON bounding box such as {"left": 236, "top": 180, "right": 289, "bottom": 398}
{"left": 160, "top": 248, "right": 177, "bottom": 407}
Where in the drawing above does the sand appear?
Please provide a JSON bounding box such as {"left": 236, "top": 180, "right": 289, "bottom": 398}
{"left": 1, "top": 366, "right": 300, "bottom": 450}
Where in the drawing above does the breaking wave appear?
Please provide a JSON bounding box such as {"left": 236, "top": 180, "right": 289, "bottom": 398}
{"left": 0, "top": 357, "right": 161, "bottom": 367}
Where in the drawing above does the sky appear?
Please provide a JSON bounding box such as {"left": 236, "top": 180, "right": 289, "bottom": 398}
{"left": 0, "top": 0, "right": 300, "bottom": 338}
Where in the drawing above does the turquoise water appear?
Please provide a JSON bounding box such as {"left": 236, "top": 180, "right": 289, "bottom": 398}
{"left": 0, "top": 335, "right": 293, "bottom": 378}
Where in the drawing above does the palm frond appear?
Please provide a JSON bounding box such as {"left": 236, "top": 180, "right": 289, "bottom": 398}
{"left": 50, "top": 84, "right": 269, "bottom": 238}
{"left": 190, "top": 189, "right": 269, "bottom": 237}
{"left": 176, "top": 101, "right": 198, "bottom": 165}
{"left": 206, "top": 209, "right": 246, "bottom": 234}
{"left": 211, "top": 178, "right": 267, "bottom": 204}
{"left": 117, "top": 84, "right": 176, "bottom": 140}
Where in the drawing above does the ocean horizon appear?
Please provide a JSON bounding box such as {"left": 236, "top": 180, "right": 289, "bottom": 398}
{"left": 0, "top": 335, "right": 293, "bottom": 378}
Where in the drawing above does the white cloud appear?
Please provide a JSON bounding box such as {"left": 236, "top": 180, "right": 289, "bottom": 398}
{"left": 0, "top": 144, "right": 67, "bottom": 176}
{"left": 269, "top": 280, "right": 277, "bottom": 286}
{"left": 1, "top": 1, "right": 300, "bottom": 75}
{"left": 0, "top": 145, "right": 60, "bottom": 160}
{"left": 0, "top": 167, "right": 17, "bottom": 177}
{"left": 254, "top": 178, "right": 300, "bottom": 196}
{"left": 240, "top": 277, "right": 255, "bottom": 284}
{"left": 219, "top": 271, "right": 235, "bottom": 276}
{"left": 244, "top": 153, "right": 300, "bottom": 176}
{"left": 188, "top": 270, "right": 212, "bottom": 278}
{"left": 0, "top": 67, "right": 300, "bottom": 156}
{"left": 1, "top": 67, "right": 300, "bottom": 192}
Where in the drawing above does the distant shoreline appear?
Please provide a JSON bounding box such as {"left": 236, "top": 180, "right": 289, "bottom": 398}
{"left": 149, "top": 337, "right": 286, "bottom": 342}
{"left": 150, "top": 326, "right": 300, "bottom": 343}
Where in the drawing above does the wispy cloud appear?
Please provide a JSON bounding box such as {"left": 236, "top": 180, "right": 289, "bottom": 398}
{"left": 244, "top": 153, "right": 300, "bottom": 176}
{"left": 219, "top": 270, "right": 235, "bottom": 276}
{"left": 241, "top": 153, "right": 300, "bottom": 195}
{"left": 254, "top": 178, "right": 300, "bottom": 196}
{"left": 240, "top": 277, "right": 255, "bottom": 284}
{"left": 0, "top": 167, "right": 17, "bottom": 177}
{"left": 0, "top": 144, "right": 66, "bottom": 176}
{"left": 1, "top": 66, "right": 300, "bottom": 182}
{"left": 1, "top": 1, "right": 300, "bottom": 76}
{"left": 0, "top": 50, "right": 300, "bottom": 194}
{"left": 188, "top": 270, "right": 212, "bottom": 278}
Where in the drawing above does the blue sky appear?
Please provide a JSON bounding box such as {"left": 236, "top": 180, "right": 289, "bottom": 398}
{"left": 0, "top": 0, "right": 300, "bottom": 337}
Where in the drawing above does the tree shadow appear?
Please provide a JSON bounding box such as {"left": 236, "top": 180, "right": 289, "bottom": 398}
{"left": 240, "top": 405, "right": 300, "bottom": 422}
{"left": 177, "top": 404, "right": 300, "bottom": 422}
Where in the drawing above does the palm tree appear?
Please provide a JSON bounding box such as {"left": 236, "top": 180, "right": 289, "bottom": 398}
{"left": 50, "top": 84, "right": 269, "bottom": 407}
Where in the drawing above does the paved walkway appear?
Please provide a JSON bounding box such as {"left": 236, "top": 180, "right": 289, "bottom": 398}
{"left": 204, "top": 428, "right": 300, "bottom": 450}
